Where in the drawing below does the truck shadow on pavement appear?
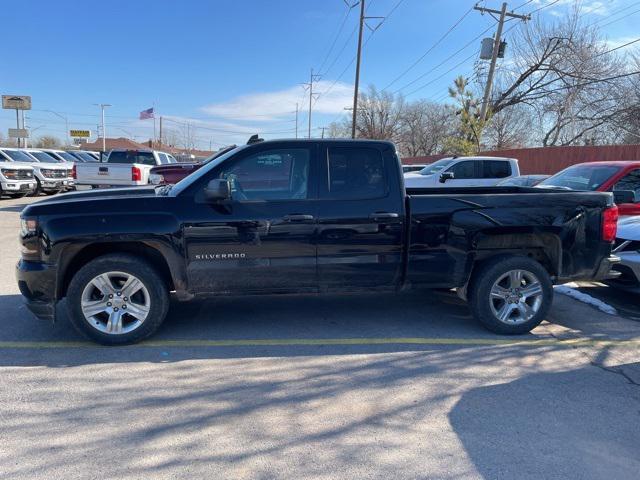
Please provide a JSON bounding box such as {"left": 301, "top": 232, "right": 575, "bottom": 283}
{"left": 0, "top": 289, "right": 557, "bottom": 367}
{"left": 449, "top": 360, "right": 640, "bottom": 479}
{"left": 0, "top": 201, "right": 32, "bottom": 213}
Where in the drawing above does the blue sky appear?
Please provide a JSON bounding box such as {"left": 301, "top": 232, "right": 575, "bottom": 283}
{"left": 1, "top": 0, "right": 638, "bottom": 149}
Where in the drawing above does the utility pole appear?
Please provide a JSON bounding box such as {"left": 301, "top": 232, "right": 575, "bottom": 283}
{"left": 321, "top": 127, "right": 326, "bottom": 138}
{"left": 351, "top": 0, "right": 366, "bottom": 139}
{"left": 350, "top": 0, "right": 384, "bottom": 138}
{"left": 474, "top": 2, "right": 530, "bottom": 121}
{"left": 159, "top": 116, "right": 163, "bottom": 146}
{"left": 295, "top": 103, "right": 299, "bottom": 139}
{"left": 93, "top": 103, "right": 111, "bottom": 152}
{"left": 303, "top": 69, "right": 321, "bottom": 138}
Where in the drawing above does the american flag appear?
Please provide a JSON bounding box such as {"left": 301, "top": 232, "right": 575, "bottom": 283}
{"left": 139, "top": 107, "right": 154, "bottom": 120}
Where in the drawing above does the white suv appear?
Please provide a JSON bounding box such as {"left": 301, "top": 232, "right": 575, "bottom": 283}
{"left": 403, "top": 156, "right": 520, "bottom": 188}
{"left": 0, "top": 148, "right": 71, "bottom": 196}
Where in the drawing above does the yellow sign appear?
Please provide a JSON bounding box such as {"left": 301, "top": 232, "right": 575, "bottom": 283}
{"left": 70, "top": 129, "right": 91, "bottom": 138}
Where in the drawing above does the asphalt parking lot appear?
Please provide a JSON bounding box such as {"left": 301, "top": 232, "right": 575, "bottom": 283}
{"left": 1, "top": 195, "right": 639, "bottom": 479}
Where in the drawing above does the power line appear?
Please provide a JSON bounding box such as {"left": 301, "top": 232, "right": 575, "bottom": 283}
{"left": 403, "top": 49, "right": 481, "bottom": 97}
{"left": 590, "top": 0, "right": 640, "bottom": 26}
{"left": 382, "top": 6, "right": 474, "bottom": 91}
{"left": 316, "top": 2, "right": 357, "bottom": 76}
{"left": 598, "top": 6, "right": 640, "bottom": 29}
{"left": 393, "top": 24, "right": 494, "bottom": 94}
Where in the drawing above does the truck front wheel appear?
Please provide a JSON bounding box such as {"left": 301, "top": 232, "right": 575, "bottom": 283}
{"left": 468, "top": 256, "right": 553, "bottom": 335}
{"left": 66, "top": 254, "right": 170, "bottom": 345}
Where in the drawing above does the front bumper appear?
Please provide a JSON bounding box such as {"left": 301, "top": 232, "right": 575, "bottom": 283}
{"left": 40, "top": 179, "right": 69, "bottom": 191}
{"left": 606, "top": 251, "right": 640, "bottom": 291}
{"left": 593, "top": 255, "right": 621, "bottom": 281}
{"left": 16, "top": 259, "right": 57, "bottom": 322}
{"left": 0, "top": 180, "right": 37, "bottom": 193}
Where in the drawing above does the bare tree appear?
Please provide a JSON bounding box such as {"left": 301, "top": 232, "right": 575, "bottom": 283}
{"left": 489, "top": 4, "right": 630, "bottom": 146}
{"left": 354, "top": 85, "right": 405, "bottom": 141}
{"left": 398, "top": 100, "right": 454, "bottom": 156}
{"left": 35, "top": 135, "right": 61, "bottom": 149}
{"left": 483, "top": 104, "right": 535, "bottom": 150}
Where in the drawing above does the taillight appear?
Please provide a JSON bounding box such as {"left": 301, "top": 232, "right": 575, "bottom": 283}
{"left": 132, "top": 166, "right": 142, "bottom": 182}
{"left": 71, "top": 164, "right": 77, "bottom": 179}
{"left": 602, "top": 205, "right": 618, "bottom": 242}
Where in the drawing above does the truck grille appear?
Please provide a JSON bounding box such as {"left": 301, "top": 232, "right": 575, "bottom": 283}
{"left": 41, "top": 169, "right": 68, "bottom": 179}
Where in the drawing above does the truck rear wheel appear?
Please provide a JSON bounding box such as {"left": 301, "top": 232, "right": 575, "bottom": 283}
{"left": 468, "top": 256, "right": 553, "bottom": 335}
{"left": 66, "top": 254, "right": 169, "bottom": 345}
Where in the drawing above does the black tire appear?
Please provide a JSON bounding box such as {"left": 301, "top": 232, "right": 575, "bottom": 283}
{"left": 66, "top": 253, "right": 170, "bottom": 345}
{"left": 468, "top": 255, "right": 553, "bottom": 335}
{"left": 29, "top": 179, "right": 41, "bottom": 197}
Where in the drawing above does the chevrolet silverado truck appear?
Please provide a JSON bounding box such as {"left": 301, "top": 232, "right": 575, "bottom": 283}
{"left": 17, "top": 139, "right": 619, "bottom": 345}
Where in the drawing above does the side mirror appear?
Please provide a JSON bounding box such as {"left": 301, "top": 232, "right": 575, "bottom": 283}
{"left": 613, "top": 189, "right": 636, "bottom": 204}
{"left": 204, "top": 179, "right": 231, "bottom": 202}
{"left": 439, "top": 171, "right": 454, "bottom": 183}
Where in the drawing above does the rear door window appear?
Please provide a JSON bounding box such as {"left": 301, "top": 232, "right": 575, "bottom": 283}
{"left": 482, "top": 160, "right": 512, "bottom": 178}
{"left": 322, "top": 147, "right": 387, "bottom": 200}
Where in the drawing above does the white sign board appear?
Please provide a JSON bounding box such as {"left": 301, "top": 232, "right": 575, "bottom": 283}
{"left": 2, "top": 95, "right": 32, "bottom": 110}
{"left": 8, "top": 128, "right": 29, "bottom": 138}
{"left": 73, "top": 138, "right": 85, "bottom": 145}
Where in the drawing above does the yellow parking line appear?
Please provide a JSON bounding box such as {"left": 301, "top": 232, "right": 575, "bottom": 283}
{"left": 0, "top": 337, "right": 638, "bottom": 349}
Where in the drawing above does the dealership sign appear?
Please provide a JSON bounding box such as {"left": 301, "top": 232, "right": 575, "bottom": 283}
{"left": 70, "top": 129, "right": 91, "bottom": 138}
{"left": 2, "top": 95, "right": 32, "bottom": 110}
{"left": 8, "top": 128, "right": 29, "bottom": 138}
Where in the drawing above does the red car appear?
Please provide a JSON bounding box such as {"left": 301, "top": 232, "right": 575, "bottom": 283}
{"left": 536, "top": 161, "right": 640, "bottom": 216}
{"left": 149, "top": 145, "right": 236, "bottom": 185}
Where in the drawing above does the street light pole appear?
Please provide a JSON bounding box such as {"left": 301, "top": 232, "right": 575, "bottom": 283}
{"left": 44, "top": 110, "right": 70, "bottom": 146}
{"left": 93, "top": 103, "right": 112, "bottom": 152}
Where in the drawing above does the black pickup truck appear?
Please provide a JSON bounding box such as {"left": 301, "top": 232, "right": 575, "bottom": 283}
{"left": 16, "top": 139, "right": 619, "bottom": 344}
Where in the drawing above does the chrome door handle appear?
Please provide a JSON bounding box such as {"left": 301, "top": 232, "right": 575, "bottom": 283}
{"left": 369, "top": 212, "right": 399, "bottom": 220}
{"left": 283, "top": 214, "right": 315, "bottom": 222}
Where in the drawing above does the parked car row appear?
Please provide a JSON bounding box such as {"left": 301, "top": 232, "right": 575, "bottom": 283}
{"left": 0, "top": 147, "right": 78, "bottom": 198}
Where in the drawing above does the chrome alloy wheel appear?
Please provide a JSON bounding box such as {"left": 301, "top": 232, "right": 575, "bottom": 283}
{"left": 489, "top": 269, "right": 543, "bottom": 325}
{"left": 80, "top": 271, "right": 151, "bottom": 334}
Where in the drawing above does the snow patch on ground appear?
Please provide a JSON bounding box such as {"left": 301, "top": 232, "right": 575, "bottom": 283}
{"left": 554, "top": 284, "right": 618, "bottom": 315}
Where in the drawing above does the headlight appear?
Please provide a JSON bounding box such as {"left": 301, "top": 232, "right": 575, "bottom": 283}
{"left": 1, "top": 169, "right": 18, "bottom": 179}
{"left": 21, "top": 218, "right": 38, "bottom": 236}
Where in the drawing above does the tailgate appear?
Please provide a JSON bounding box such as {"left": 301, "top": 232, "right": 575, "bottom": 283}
{"left": 76, "top": 163, "right": 133, "bottom": 185}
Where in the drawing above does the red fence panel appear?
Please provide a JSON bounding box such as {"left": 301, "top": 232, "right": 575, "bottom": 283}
{"left": 402, "top": 145, "right": 640, "bottom": 175}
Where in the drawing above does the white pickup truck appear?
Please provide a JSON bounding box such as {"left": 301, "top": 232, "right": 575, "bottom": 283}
{"left": 73, "top": 149, "right": 177, "bottom": 187}
{"left": 403, "top": 156, "right": 520, "bottom": 188}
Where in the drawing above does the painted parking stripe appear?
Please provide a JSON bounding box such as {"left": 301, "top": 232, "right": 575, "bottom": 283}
{"left": 0, "top": 337, "right": 638, "bottom": 349}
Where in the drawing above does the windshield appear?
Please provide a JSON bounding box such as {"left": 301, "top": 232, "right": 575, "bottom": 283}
{"left": 73, "top": 151, "right": 98, "bottom": 162}
{"left": 418, "top": 158, "right": 455, "bottom": 175}
{"left": 3, "top": 150, "right": 35, "bottom": 162}
{"left": 202, "top": 145, "right": 237, "bottom": 165}
{"left": 537, "top": 165, "right": 621, "bottom": 191}
{"left": 28, "top": 151, "right": 54, "bottom": 163}
{"left": 55, "top": 151, "right": 78, "bottom": 162}
{"left": 169, "top": 145, "right": 247, "bottom": 196}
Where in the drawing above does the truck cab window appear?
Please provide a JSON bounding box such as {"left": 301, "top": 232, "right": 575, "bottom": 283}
{"left": 483, "top": 160, "right": 511, "bottom": 178}
{"left": 218, "top": 148, "right": 310, "bottom": 201}
{"left": 325, "top": 147, "right": 386, "bottom": 199}
{"left": 448, "top": 160, "right": 477, "bottom": 179}
{"left": 613, "top": 169, "right": 640, "bottom": 199}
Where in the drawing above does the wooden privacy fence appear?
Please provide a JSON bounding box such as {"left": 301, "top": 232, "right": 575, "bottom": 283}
{"left": 402, "top": 144, "right": 640, "bottom": 175}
